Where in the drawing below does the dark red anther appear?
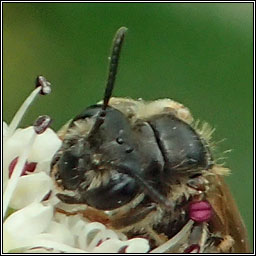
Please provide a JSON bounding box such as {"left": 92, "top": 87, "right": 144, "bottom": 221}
{"left": 33, "top": 115, "right": 52, "bottom": 134}
{"left": 189, "top": 200, "right": 212, "bottom": 223}
{"left": 96, "top": 239, "right": 103, "bottom": 247}
{"left": 25, "top": 162, "right": 37, "bottom": 172}
{"left": 9, "top": 157, "right": 37, "bottom": 178}
{"left": 35, "top": 76, "right": 51, "bottom": 95}
{"left": 184, "top": 244, "right": 200, "bottom": 253}
{"left": 118, "top": 245, "right": 128, "bottom": 253}
{"left": 41, "top": 191, "right": 52, "bottom": 201}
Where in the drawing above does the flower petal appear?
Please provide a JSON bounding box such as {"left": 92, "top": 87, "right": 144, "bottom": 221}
{"left": 25, "top": 247, "right": 62, "bottom": 253}
{"left": 25, "top": 239, "right": 88, "bottom": 253}
{"left": 3, "top": 202, "right": 53, "bottom": 252}
{"left": 42, "top": 220, "right": 74, "bottom": 246}
{"left": 3, "top": 227, "right": 19, "bottom": 253}
{"left": 92, "top": 239, "right": 125, "bottom": 253}
{"left": 3, "top": 127, "right": 61, "bottom": 185}
{"left": 78, "top": 222, "right": 106, "bottom": 250}
{"left": 125, "top": 238, "right": 150, "bottom": 253}
{"left": 3, "top": 121, "right": 8, "bottom": 138}
{"left": 3, "top": 132, "right": 37, "bottom": 217}
{"left": 9, "top": 172, "right": 53, "bottom": 209}
{"left": 4, "top": 202, "right": 53, "bottom": 236}
{"left": 35, "top": 160, "right": 52, "bottom": 175}
{"left": 3, "top": 127, "right": 35, "bottom": 185}
{"left": 29, "top": 128, "right": 62, "bottom": 162}
{"left": 4, "top": 127, "right": 61, "bottom": 168}
{"left": 4, "top": 127, "right": 34, "bottom": 156}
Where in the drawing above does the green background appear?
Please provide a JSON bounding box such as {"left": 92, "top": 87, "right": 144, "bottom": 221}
{"left": 3, "top": 3, "right": 253, "bottom": 248}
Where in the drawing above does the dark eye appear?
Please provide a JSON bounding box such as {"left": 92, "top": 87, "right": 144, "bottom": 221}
{"left": 80, "top": 173, "right": 139, "bottom": 210}
{"left": 57, "top": 150, "right": 83, "bottom": 190}
{"left": 149, "top": 115, "right": 212, "bottom": 172}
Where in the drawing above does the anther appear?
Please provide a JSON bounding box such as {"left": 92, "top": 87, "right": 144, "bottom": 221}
{"left": 8, "top": 157, "right": 37, "bottom": 178}
{"left": 7, "top": 76, "right": 51, "bottom": 137}
{"left": 33, "top": 115, "right": 52, "bottom": 134}
{"left": 35, "top": 75, "right": 52, "bottom": 95}
{"left": 184, "top": 244, "right": 200, "bottom": 253}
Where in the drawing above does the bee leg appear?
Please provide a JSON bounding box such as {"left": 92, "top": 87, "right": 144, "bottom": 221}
{"left": 200, "top": 233, "right": 235, "bottom": 253}
{"left": 217, "top": 235, "right": 234, "bottom": 253}
{"left": 150, "top": 220, "right": 195, "bottom": 253}
{"left": 208, "top": 235, "right": 234, "bottom": 253}
{"left": 144, "top": 226, "right": 168, "bottom": 246}
{"left": 56, "top": 193, "right": 82, "bottom": 204}
{"left": 185, "top": 224, "right": 234, "bottom": 253}
{"left": 110, "top": 204, "right": 157, "bottom": 229}
{"left": 81, "top": 207, "right": 110, "bottom": 225}
{"left": 184, "top": 223, "right": 208, "bottom": 253}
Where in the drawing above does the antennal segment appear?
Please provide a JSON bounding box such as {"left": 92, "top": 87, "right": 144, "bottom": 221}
{"left": 87, "top": 27, "right": 127, "bottom": 142}
{"left": 103, "top": 26, "right": 128, "bottom": 110}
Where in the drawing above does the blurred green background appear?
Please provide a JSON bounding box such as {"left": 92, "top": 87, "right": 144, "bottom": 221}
{"left": 3, "top": 3, "right": 253, "bottom": 248}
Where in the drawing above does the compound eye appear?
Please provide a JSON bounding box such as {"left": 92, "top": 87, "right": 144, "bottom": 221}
{"left": 81, "top": 173, "right": 139, "bottom": 210}
{"left": 57, "top": 150, "right": 83, "bottom": 190}
{"left": 149, "top": 115, "right": 211, "bottom": 172}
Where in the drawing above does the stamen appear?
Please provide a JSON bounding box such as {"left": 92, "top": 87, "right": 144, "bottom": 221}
{"left": 8, "top": 157, "right": 21, "bottom": 177}
{"left": 118, "top": 245, "right": 128, "bottom": 253}
{"left": 25, "top": 162, "right": 37, "bottom": 172}
{"left": 41, "top": 191, "right": 52, "bottom": 201}
{"left": 35, "top": 76, "right": 52, "bottom": 95}
{"left": 184, "top": 244, "right": 200, "bottom": 253}
{"left": 96, "top": 239, "right": 104, "bottom": 247}
{"left": 7, "top": 87, "right": 41, "bottom": 137}
{"left": 3, "top": 132, "right": 37, "bottom": 218}
{"left": 3, "top": 115, "right": 52, "bottom": 218}
{"left": 33, "top": 115, "right": 52, "bottom": 134}
{"left": 7, "top": 76, "right": 51, "bottom": 138}
{"left": 8, "top": 157, "right": 37, "bottom": 178}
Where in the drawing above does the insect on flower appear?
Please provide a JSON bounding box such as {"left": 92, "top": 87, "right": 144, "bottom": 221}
{"left": 51, "top": 27, "right": 250, "bottom": 253}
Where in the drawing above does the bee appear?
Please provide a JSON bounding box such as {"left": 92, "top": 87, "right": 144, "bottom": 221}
{"left": 51, "top": 27, "right": 250, "bottom": 253}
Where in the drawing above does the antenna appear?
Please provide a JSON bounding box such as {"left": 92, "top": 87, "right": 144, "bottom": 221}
{"left": 103, "top": 26, "right": 128, "bottom": 110}
{"left": 88, "top": 27, "right": 128, "bottom": 139}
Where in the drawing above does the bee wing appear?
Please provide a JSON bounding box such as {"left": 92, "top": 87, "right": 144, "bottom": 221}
{"left": 206, "top": 173, "right": 250, "bottom": 253}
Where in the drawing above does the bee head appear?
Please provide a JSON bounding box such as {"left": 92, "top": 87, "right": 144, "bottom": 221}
{"left": 52, "top": 27, "right": 173, "bottom": 211}
{"left": 52, "top": 27, "right": 140, "bottom": 210}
